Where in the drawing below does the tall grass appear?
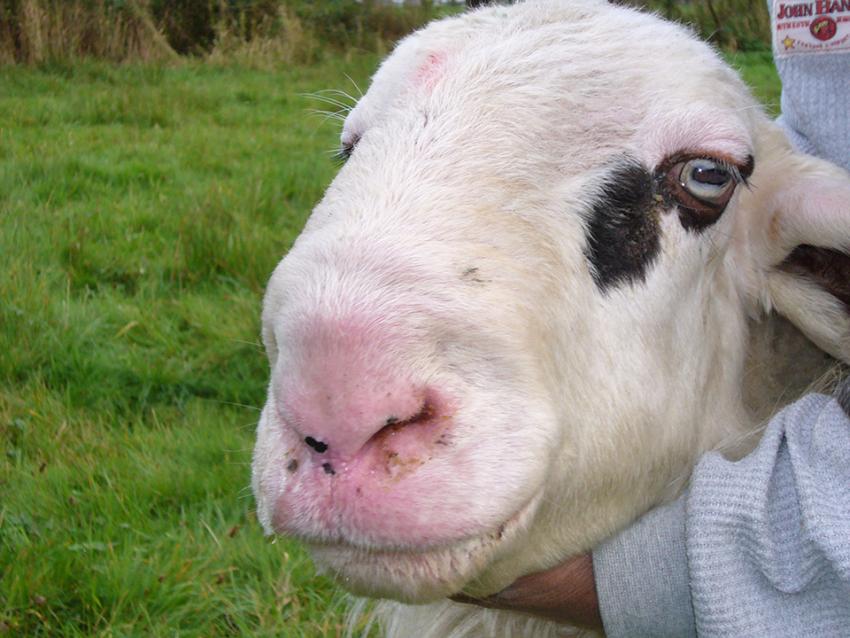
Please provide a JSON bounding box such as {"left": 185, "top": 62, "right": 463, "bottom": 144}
{"left": 206, "top": 3, "right": 320, "bottom": 68}
{"left": 0, "top": 0, "right": 177, "bottom": 64}
{"left": 0, "top": 0, "right": 451, "bottom": 66}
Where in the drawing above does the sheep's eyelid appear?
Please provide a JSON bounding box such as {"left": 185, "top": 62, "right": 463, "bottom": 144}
{"left": 694, "top": 156, "right": 748, "bottom": 187}
{"left": 717, "top": 153, "right": 754, "bottom": 185}
{"left": 333, "top": 145, "right": 353, "bottom": 164}
{"left": 334, "top": 133, "right": 362, "bottom": 164}
{"left": 662, "top": 152, "right": 755, "bottom": 188}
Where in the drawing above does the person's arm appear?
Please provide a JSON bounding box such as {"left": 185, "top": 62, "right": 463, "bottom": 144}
{"left": 767, "top": 0, "right": 850, "bottom": 171}
{"left": 598, "top": 388, "right": 850, "bottom": 637}
{"left": 451, "top": 553, "right": 602, "bottom": 630}
{"left": 682, "top": 392, "right": 850, "bottom": 637}
{"left": 592, "top": 493, "right": 693, "bottom": 636}
{"left": 452, "top": 497, "right": 693, "bottom": 634}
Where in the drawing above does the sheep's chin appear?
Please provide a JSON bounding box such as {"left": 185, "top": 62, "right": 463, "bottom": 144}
{"left": 308, "top": 489, "right": 542, "bottom": 603}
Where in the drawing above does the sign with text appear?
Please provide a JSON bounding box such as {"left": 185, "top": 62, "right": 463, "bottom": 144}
{"left": 772, "top": 0, "right": 850, "bottom": 56}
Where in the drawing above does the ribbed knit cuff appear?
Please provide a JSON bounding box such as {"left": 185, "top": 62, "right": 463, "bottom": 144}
{"left": 684, "top": 394, "right": 849, "bottom": 637}
{"left": 593, "top": 496, "right": 696, "bottom": 638}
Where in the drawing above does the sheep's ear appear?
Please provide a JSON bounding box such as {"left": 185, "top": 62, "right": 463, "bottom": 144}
{"left": 739, "top": 125, "right": 850, "bottom": 364}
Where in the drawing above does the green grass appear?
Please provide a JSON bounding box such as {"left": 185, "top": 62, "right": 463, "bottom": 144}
{"left": 0, "top": 55, "right": 379, "bottom": 637}
{"left": 726, "top": 50, "right": 782, "bottom": 116}
{"left": 0, "top": 52, "right": 780, "bottom": 636}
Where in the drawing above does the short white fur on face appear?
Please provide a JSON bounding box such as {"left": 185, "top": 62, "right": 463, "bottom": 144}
{"left": 253, "top": 1, "right": 850, "bottom": 635}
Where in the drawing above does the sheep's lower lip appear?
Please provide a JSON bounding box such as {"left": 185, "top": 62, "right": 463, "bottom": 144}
{"left": 304, "top": 489, "right": 542, "bottom": 602}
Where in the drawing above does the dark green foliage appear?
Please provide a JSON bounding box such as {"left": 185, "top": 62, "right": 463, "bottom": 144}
{"left": 613, "top": 0, "right": 771, "bottom": 51}
{"left": 292, "top": 0, "right": 439, "bottom": 49}
{"left": 148, "top": 0, "right": 284, "bottom": 54}
{"left": 0, "top": 0, "right": 771, "bottom": 65}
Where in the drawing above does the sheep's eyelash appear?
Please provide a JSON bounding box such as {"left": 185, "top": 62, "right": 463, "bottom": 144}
{"left": 696, "top": 156, "right": 749, "bottom": 187}
{"left": 701, "top": 153, "right": 756, "bottom": 187}
{"left": 662, "top": 152, "right": 755, "bottom": 188}
{"left": 333, "top": 145, "right": 353, "bottom": 164}
{"left": 333, "top": 134, "right": 362, "bottom": 165}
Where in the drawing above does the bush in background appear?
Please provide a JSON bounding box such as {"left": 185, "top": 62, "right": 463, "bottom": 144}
{"left": 0, "top": 0, "right": 449, "bottom": 65}
{"left": 0, "top": 0, "right": 177, "bottom": 64}
{"left": 613, "top": 0, "right": 771, "bottom": 51}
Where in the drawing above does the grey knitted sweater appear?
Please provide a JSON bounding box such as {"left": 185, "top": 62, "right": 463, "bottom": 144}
{"left": 594, "top": 394, "right": 850, "bottom": 637}
{"left": 593, "top": 4, "right": 850, "bottom": 634}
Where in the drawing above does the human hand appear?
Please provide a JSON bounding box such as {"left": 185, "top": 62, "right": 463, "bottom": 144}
{"left": 451, "top": 553, "right": 603, "bottom": 631}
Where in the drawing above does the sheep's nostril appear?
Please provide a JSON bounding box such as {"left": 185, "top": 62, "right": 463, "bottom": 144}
{"left": 302, "top": 401, "right": 436, "bottom": 459}
{"left": 372, "top": 399, "right": 437, "bottom": 444}
{"left": 280, "top": 355, "right": 450, "bottom": 462}
{"left": 304, "top": 436, "right": 328, "bottom": 453}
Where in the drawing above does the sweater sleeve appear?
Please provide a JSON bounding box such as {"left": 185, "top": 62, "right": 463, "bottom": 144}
{"left": 593, "top": 495, "right": 696, "bottom": 637}
{"left": 686, "top": 393, "right": 850, "bottom": 637}
{"left": 594, "top": 392, "right": 850, "bottom": 638}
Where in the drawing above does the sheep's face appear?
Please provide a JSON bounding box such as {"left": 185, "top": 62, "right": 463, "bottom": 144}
{"left": 253, "top": 0, "right": 850, "bottom": 602}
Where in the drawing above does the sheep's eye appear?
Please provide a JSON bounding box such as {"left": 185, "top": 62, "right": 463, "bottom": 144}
{"left": 334, "top": 133, "right": 360, "bottom": 164}
{"left": 334, "top": 141, "right": 355, "bottom": 163}
{"left": 678, "top": 158, "right": 735, "bottom": 206}
{"left": 660, "top": 155, "right": 751, "bottom": 232}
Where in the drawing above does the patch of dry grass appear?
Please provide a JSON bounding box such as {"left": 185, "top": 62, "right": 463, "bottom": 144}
{"left": 0, "top": 0, "right": 450, "bottom": 67}
{"left": 1, "top": 0, "right": 176, "bottom": 64}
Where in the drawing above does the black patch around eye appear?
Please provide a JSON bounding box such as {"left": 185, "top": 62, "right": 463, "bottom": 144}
{"left": 584, "top": 159, "right": 660, "bottom": 292}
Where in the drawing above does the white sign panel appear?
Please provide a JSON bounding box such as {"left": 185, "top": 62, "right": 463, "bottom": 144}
{"left": 772, "top": 0, "right": 850, "bottom": 56}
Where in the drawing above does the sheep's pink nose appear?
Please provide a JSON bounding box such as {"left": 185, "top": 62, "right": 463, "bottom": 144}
{"left": 276, "top": 319, "right": 438, "bottom": 460}
{"left": 281, "top": 378, "right": 434, "bottom": 461}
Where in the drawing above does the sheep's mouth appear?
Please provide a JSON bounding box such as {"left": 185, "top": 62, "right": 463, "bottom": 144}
{"left": 305, "top": 489, "right": 543, "bottom": 602}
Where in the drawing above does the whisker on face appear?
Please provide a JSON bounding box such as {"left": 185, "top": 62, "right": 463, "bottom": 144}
{"left": 303, "top": 91, "right": 357, "bottom": 112}
{"left": 307, "top": 109, "right": 349, "bottom": 127}
{"left": 343, "top": 73, "right": 365, "bottom": 99}
{"left": 318, "top": 87, "right": 360, "bottom": 105}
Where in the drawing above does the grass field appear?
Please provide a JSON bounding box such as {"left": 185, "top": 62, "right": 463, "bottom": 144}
{"left": 0, "top": 51, "right": 779, "bottom": 636}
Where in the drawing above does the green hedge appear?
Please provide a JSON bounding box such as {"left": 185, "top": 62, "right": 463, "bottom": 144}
{"left": 613, "top": 0, "right": 771, "bottom": 51}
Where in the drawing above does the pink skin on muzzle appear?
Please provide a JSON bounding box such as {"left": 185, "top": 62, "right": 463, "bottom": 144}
{"left": 269, "top": 315, "right": 491, "bottom": 549}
